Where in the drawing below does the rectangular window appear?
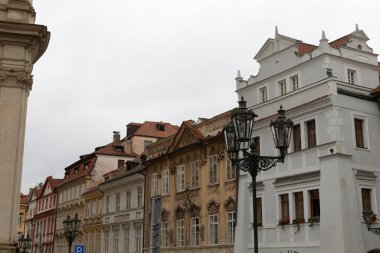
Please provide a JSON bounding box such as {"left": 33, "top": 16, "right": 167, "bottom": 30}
{"left": 135, "top": 227, "right": 142, "bottom": 253}
{"left": 209, "top": 214, "right": 219, "bottom": 245}
{"left": 291, "top": 75, "right": 299, "bottom": 91}
{"left": 191, "top": 217, "right": 200, "bottom": 246}
{"left": 191, "top": 161, "right": 200, "bottom": 188}
{"left": 144, "top": 140, "right": 153, "bottom": 148}
{"left": 106, "top": 196, "right": 110, "bottom": 214}
{"left": 161, "top": 222, "right": 168, "bottom": 247}
{"left": 348, "top": 69, "right": 356, "bottom": 84}
{"left": 227, "top": 212, "right": 236, "bottom": 244}
{"left": 162, "top": 169, "right": 169, "bottom": 194}
{"left": 91, "top": 200, "right": 97, "bottom": 217}
{"left": 86, "top": 201, "right": 91, "bottom": 218}
{"left": 116, "top": 193, "right": 120, "bottom": 212}
{"left": 209, "top": 155, "right": 218, "bottom": 184}
{"left": 176, "top": 219, "right": 185, "bottom": 247}
{"left": 113, "top": 231, "right": 119, "bottom": 253}
{"left": 280, "top": 194, "right": 290, "bottom": 223}
{"left": 137, "top": 187, "right": 143, "bottom": 207}
{"left": 226, "top": 160, "right": 236, "bottom": 180}
{"left": 257, "top": 197, "right": 262, "bottom": 225}
{"left": 151, "top": 173, "right": 158, "bottom": 196}
{"left": 104, "top": 231, "right": 109, "bottom": 253}
{"left": 354, "top": 118, "right": 365, "bottom": 148}
{"left": 123, "top": 228, "right": 129, "bottom": 253}
{"left": 259, "top": 87, "right": 268, "bottom": 103}
{"left": 294, "top": 192, "right": 304, "bottom": 221}
{"left": 176, "top": 165, "right": 185, "bottom": 192}
{"left": 278, "top": 79, "right": 287, "bottom": 95}
{"left": 293, "top": 124, "right": 301, "bottom": 152}
{"left": 362, "top": 188, "right": 372, "bottom": 210}
{"left": 118, "top": 160, "right": 124, "bottom": 169}
{"left": 309, "top": 189, "right": 320, "bottom": 220}
{"left": 253, "top": 136, "right": 260, "bottom": 156}
{"left": 306, "top": 119, "right": 316, "bottom": 148}
{"left": 126, "top": 191, "right": 131, "bottom": 210}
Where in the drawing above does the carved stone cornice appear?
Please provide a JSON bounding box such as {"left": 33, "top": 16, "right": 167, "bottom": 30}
{"left": 224, "top": 196, "right": 237, "bottom": 212}
{"left": 207, "top": 199, "right": 220, "bottom": 214}
{"left": 175, "top": 205, "right": 185, "bottom": 219}
{"left": 162, "top": 209, "right": 170, "bottom": 222}
{"left": 0, "top": 70, "right": 33, "bottom": 90}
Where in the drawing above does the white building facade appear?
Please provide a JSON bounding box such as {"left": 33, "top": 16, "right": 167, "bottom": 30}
{"left": 234, "top": 26, "right": 380, "bottom": 253}
{"left": 99, "top": 166, "right": 145, "bottom": 253}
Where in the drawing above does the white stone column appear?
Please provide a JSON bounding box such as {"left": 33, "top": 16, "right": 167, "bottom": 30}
{"left": 0, "top": 1, "right": 49, "bottom": 252}
{"left": 319, "top": 153, "right": 365, "bottom": 253}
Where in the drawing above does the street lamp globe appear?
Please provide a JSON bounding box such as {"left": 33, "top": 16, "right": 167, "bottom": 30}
{"left": 270, "top": 105, "right": 294, "bottom": 157}
{"left": 224, "top": 121, "right": 240, "bottom": 162}
{"left": 231, "top": 97, "right": 257, "bottom": 150}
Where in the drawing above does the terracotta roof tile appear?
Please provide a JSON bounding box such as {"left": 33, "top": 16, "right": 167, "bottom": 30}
{"left": 329, "top": 36, "right": 349, "bottom": 48}
{"left": 95, "top": 142, "right": 135, "bottom": 157}
{"left": 297, "top": 43, "right": 318, "bottom": 57}
{"left": 59, "top": 155, "right": 97, "bottom": 186}
{"left": 20, "top": 193, "right": 30, "bottom": 204}
{"left": 296, "top": 35, "right": 350, "bottom": 57}
{"left": 131, "top": 121, "right": 179, "bottom": 138}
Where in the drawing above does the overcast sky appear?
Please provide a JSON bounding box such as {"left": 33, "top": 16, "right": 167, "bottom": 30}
{"left": 21, "top": 0, "right": 380, "bottom": 192}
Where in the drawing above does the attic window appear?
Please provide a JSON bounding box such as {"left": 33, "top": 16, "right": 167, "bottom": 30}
{"left": 358, "top": 44, "right": 362, "bottom": 50}
{"left": 64, "top": 172, "right": 69, "bottom": 178}
{"left": 114, "top": 145, "right": 124, "bottom": 152}
{"left": 84, "top": 163, "right": 89, "bottom": 171}
{"left": 74, "top": 167, "right": 79, "bottom": 175}
{"left": 157, "top": 124, "right": 165, "bottom": 131}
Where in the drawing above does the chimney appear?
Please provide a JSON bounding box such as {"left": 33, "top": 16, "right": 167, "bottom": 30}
{"left": 125, "top": 139, "right": 132, "bottom": 154}
{"left": 113, "top": 131, "right": 120, "bottom": 142}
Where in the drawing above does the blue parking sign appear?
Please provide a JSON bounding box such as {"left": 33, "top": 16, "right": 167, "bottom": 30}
{"left": 74, "top": 245, "right": 85, "bottom": 253}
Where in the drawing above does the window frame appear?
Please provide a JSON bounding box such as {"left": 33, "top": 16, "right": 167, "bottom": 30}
{"left": 209, "top": 214, "right": 219, "bottom": 245}
{"left": 292, "top": 124, "right": 301, "bottom": 152}
{"left": 209, "top": 154, "right": 218, "bottom": 185}
{"left": 258, "top": 86, "right": 268, "bottom": 103}
{"left": 176, "top": 219, "right": 185, "bottom": 247}
{"left": 176, "top": 165, "right": 185, "bottom": 192}
{"left": 126, "top": 190, "right": 131, "bottom": 210}
{"left": 352, "top": 114, "right": 370, "bottom": 150}
{"left": 191, "top": 217, "right": 200, "bottom": 246}
{"left": 162, "top": 169, "right": 170, "bottom": 195}
{"left": 227, "top": 211, "right": 236, "bottom": 244}
{"left": 151, "top": 173, "right": 158, "bottom": 197}
{"left": 290, "top": 74, "right": 299, "bottom": 91}
{"left": 226, "top": 159, "right": 236, "bottom": 181}
{"left": 278, "top": 79, "right": 287, "bottom": 96}
{"left": 305, "top": 119, "right": 317, "bottom": 148}
{"left": 191, "top": 160, "right": 200, "bottom": 188}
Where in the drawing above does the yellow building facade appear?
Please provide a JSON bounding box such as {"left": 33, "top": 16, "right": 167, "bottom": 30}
{"left": 144, "top": 112, "right": 237, "bottom": 253}
{"left": 82, "top": 188, "right": 103, "bottom": 253}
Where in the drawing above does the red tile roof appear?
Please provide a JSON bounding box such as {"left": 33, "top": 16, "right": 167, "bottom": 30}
{"left": 59, "top": 154, "right": 97, "bottom": 186}
{"left": 130, "top": 121, "right": 179, "bottom": 138}
{"left": 20, "top": 193, "right": 30, "bottom": 204}
{"left": 297, "top": 43, "right": 318, "bottom": 56}
{"left": 95, "top": 142, "right": 137, "bottom": 157}
{"left": 297, "top": 35, "right": 350, "bottom": 57}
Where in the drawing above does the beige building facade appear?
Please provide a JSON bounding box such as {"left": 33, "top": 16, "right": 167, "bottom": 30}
{"left": 0, "top": 1, "right": 49, "bottom": 252}
{"left": 144, "top": 112, "right": 237, "bottom": 253}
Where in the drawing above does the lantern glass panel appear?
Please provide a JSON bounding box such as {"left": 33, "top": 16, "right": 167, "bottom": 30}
{"left": 233, "top": 113, "right": 254, "bottom": 146}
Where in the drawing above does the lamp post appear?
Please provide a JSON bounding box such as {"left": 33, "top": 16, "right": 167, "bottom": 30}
{"left": 224, "top": 97, "right": 293, "bottom": 253}
{"left": 18, "top": 234, "right": 32, "bottom": 253}
{"left": 362, "top": 207, "right": 380, "bottom": 235}
{"left": 63, "top": 213, "right": 81, "bottom": 253}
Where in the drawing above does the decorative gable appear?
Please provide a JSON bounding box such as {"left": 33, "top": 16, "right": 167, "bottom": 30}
{"left": 168, "top": 121, "right": 204, "bottom": 153}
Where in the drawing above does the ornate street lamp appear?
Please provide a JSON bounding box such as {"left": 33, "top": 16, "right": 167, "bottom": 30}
{"left": 63, "top": 213, "right": 81, "bottom": 253}
{"left": 224, "top": 97, "right": 293, "bottom": 253}
{"left": 362, "top": 207, "right": 380, "bottom": 235}
{"left": 18, "top": 234, "right": 32, "bottom": 253}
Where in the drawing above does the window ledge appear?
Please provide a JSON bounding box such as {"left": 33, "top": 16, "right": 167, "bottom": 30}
{"left": 355, "top": 147, "right": 370, "bottom": 152}
{"left": 208, "top": 183, "right": 219, "bottom": 188}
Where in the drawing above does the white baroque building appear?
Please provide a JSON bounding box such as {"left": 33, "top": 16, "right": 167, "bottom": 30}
{"left": 234, "top": 26, "right": 380, "bottom": 253}
{"left": 99, "top": 164, "right": 145, "bottom": 253}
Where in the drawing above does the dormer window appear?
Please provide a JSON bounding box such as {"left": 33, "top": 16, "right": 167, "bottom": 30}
{"left": 290, "top": 75, "right": 299, "bottom": 91}
{"left": 259, "top": 87, "right": 267, "bottom": 103}
{"left": 65, "top": 172, "right": 69, "bottom": 178}
{"left": 74, "top": 167, "right": 79, "bottom": 175}
{"left": 348, "top": 69, "right": 356, "bottom": 84}
{"left": 278, "top": 80, "right": 287, "bottom": 95}
{"left": 157, "top": 124, "right": 165, "bottom": 131}
{"left": 358, "top": 44, "right": 362, "bottom": 50}
{"left": 84, "top": 163, "right": 89, "bottom": 171}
